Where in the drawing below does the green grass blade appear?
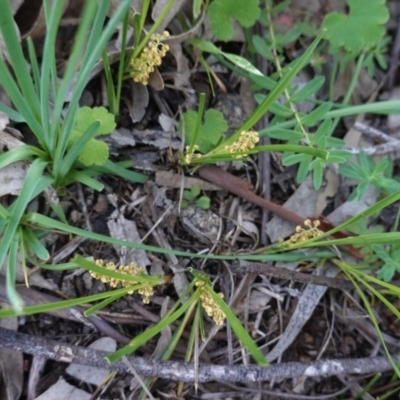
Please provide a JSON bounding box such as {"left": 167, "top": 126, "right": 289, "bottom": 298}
{"left": 0, "top": 286, "right": 136, "bottom": 318}
{"left": 0, "top": 102, "right": 25, "bottom": 123}
{"left": 0, "top": 146, "right": 46, "bottom": 169}
{"left": 26, "top": 212, "right": 337, "bottom": 262}
{"left": 0, "top": 0, "right": 39, "bottom": 115}
{"left": 344, "top": 270, "right": 400, "bottom": 378}
{"left": 0, "top": 57, "right": 42, "bottom": 134}
{"left": 84, "top": 293, "right": 125, "bottom": 316}
{"left": 40, "top": 0, "right": 65, "bottom": 151}
{"left": 0, "top": 203, "right": 10, "bottom": 220}
{"left": 208, "top": 289, "right": 268, "bottom": 365}
{"left": 102, "top": 50, "right": 116, "bottom": 114}
{"left": 22, "top": 228, "right": 50, "bottom": 261}
{"left": 62, "top": 170, "right": 104, "bottom": 191}
{"left": 66, "top": 0, "right": 131, "bottom": 107}
{"left": 102, "top": 160, "right": 148, "bottom": 184}
{"left": 261, "top": 101, "right": 400, "bottom": 135}
{"left": 107, "top": 291, "right": 201, "bottom": 363}
{"left": 26, "top": 38, "right": 41, "bottom": 102}
{"left": 57, "top": 121, "right": 101, "bottom": 179}
{"left": 114, "top": 9, "right": 131, "bottom": 118}
{"left": 188, "top": 93, "right": 206, "bottom": 154}
{"left": 54, "top": 0, "right": 132, "bottom": 169}
{"left": 50, "top": 0, "right": 98, "bottom": 142}
{"left": 130, "top": 0, "right": 175, "bottom": 59}
{"left": 0, "top": 160, "right": 49, "bottom": 275}
{"left": 6, "top": 229, "right": 24, "bottom": 312}
{"left": 77, "top": 0, "right": 111, "bottom": 73}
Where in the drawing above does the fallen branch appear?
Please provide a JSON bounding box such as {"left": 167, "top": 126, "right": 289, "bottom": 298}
{"left": 0, "top": 327, "right": 393, "bottom": 383}
{"left": 232, "top": 260, "right": 355, "bottom": 290}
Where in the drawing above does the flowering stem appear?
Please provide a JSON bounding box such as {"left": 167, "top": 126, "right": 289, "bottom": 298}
{"left": 198, "top": 165, "right": 364, "bottom": 258}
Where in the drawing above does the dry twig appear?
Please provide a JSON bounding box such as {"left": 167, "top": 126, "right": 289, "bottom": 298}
{"left": 0, "top": 327, "right": 395, "bottom": 383}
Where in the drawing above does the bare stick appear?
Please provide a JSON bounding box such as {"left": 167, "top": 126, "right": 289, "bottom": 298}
{"left": 232, "top": 260, "right": 356, "bottom": 291}
{"left": 353, "top": 122, "right": 397, "bottom": 143}
{"left": 0, "top": 327, "right": 394, "bottom": 383}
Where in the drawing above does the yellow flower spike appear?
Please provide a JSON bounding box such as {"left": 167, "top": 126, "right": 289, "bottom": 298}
{"left": 90, "top": 259, "right": 155, "bottom": 304}
{"left": 183, "top": 144, "right": 200, "bottom": 164}
{"left": 225, "top": 130, "right": 260, "bottom": 158}
{"left": 196, "top": 281, "right": 226, "bottom": 326}
{"left": 138, "top": 283, "right": 154, "bottom": 304}
{"left": 286, "top": 219, "right": 323, "bottom": 245}
{"left": 129, "top": 30, "right": 170, "bottom": 86}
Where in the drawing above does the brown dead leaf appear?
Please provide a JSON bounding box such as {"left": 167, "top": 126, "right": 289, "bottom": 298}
{"left": 107, "top": 199, "right": 151, "bottom": 267}
{"left": 148, "top": 67, "right": 164, "bottom": 91}
{"left": 266, "top": 175, "right": 321, "bottom": 242}
{"left": 154, "top": 11, "right": 205, "bottom": 90}
{"left": 0, "top": 129, "right": 29, "bottom": 197}
{"left": 17, "top": 0, "right": 69, "bottom": 40}
{"left": 107, "top": 0, "right": 139, "bottom": 18}
{"left": 152, "top": 0, "right": 187, "bottom": 32}
{"left": 128, "top": 81, "right": 149, "bottom": 122}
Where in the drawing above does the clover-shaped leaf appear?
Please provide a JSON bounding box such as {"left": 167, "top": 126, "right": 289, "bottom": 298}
{"left": 208, "top": 0, "right": 261, "bottom": 41}
{"left": 322, "top": 0, "right": 389, "bottom": 55}
{"left": 69, "top": 130, "right": 110, "bottom": 166}
{"left": 181, "top": 109, "right": 228, "bottom": 153}
{"left": 74, "top": 106, "right": 116, "bottom": 136}
{"left": 67, "top": 107, "right": 116, "bottom": 166}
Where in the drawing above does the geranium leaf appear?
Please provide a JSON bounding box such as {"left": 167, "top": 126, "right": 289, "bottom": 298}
{"left": 322, "top": 0, "right": 389, "bottom": 55}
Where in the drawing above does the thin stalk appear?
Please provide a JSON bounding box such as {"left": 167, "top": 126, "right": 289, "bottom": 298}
{"left": 330, "top": 52, "right": 366, "bottom": 133}
{"left": 265, "top": 0, "right": 310, "bottom": 145}
{"left": 328, "top": 55, "right": 339, "bottom": 101}
{"left": 130, "top": 0, "right": 175, "bottom": 60}
{"left": 114, "top": 9, "right": 131, "bottom": 119}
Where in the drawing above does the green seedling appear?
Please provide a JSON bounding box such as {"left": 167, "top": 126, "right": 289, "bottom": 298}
{"left": 181, "top": 185, "right": 210, "bottom": 210}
